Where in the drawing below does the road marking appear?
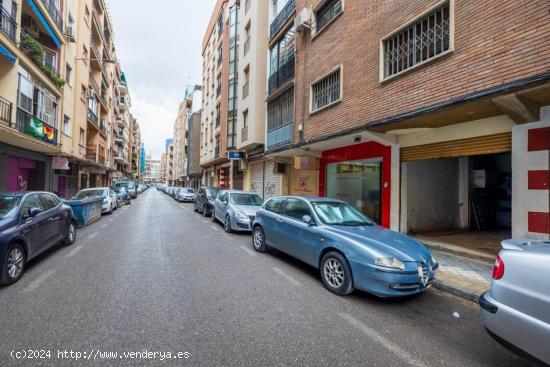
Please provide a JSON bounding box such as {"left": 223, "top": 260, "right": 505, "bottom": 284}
{"left": 88, "top": 232, "right": 98, "bottom": 240}
{"left": 64, "top": 245, "right": 83, "bottom": 258}
{"left": 23, "top": 269, "right": 56, "bottom": 292}
{"left": 210, "top": 224, "right": 219, "bottom": 231}
{"left": 338, "top": 313, "right": 427, "bottom": 367}
{"left": 100, "top": 222, "right": 108, "bottom": 228}
{"left": 272, "top": 267, "right": 303, "bottom": 287}
{"left": 240, "top": 246, "right": 256, "bottom": 256}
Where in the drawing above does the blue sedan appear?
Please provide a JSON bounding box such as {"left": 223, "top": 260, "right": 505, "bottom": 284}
{"left": 252, "top": 196, "right": 438, "bottom": 297}
{"left": 0, "top": 192, "right": 76, "bottom": 285}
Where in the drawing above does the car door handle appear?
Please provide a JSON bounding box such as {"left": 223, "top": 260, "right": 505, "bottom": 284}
{"left": 22, "top": 228, "right": 32, "bottom": 235}
{"left": 46, "top": 218, "right": 56, "bottom": 223}
{"left": 276, "top": 218, "right": 283, "bottom": 223}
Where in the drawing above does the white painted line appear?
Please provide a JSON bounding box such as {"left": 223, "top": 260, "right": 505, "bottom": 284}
{"left": 240, "top": 246, "right": 256, "bottom": 256}
{"left": 272, "top": 267, "right": 302, "bottom": 287}
{"left": 210, "top": 224, "right": 220, "bottom": 231}
{"left": 65, "top": 245, "right": 84, "bottom": 258}
{"left": 23, "top": 269, "right": 56, "bottom": 292}
{"left": 338, "top": 313, "right": 427, "bottom": 367}
{"left": 88, "top": 232, "right": 98, "bottom": 240}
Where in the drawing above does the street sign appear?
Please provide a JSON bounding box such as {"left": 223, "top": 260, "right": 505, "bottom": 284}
{"left": 227, "top": 151, "right": 245, "bottom": 160}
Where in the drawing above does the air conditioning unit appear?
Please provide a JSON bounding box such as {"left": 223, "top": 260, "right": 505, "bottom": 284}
{"left": 294, "top": 8, "right": 313, "bottom": 32}
{"left": 87, "top": 89, "right": 96, "bottom": 99}
{"left": 66, "top": 26, "right": 75, "bottom": 41}
{"left": 273, "top": 161, "right": 286, "bottom": 175}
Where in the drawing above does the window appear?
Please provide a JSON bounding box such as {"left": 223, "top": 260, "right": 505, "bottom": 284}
{"left": 63, "top": 115, "right": 71, "bottom": 136}
{"left": 81, "top": 85, "right": 87, "bottom": 100}
{"left": 79, "top": 128, "right": 85, "bottom": 145}
{"left": 217, "top": 14, "right": 223, "bottom": 37}
{"left": 267, "top": 87, "right": 294, "bottom": 131}
{"left": 283, "top": 198, "right": 312, "bottom": 221}
{"left": 65, "top": 64, "right": 72, "bottom": 85}
{"left": 22, "top": 195, "right": 45, "bottom": 214}
{"left": 39, "top": 194, "right": 60, "bottom": 210}
{"left": 243, "top": 110, "right": 248, "bottom": 129}
{"left": 269, "top": 27, "right": 296, "bottom": 92}
{"left": 265, "top": 198, "right": 284, "bottom": 214}
{"left": 84, "top": 5, "right": 90, "bottom": 24}
{"left": 382, "top": 2, "right": 450, "bottom": 80}
{"left": 315, "top": 0, "right": 342, "bottom": 32}
{"left": 311, "top": 68, "right": 341, "bottom": 112}
{"left": 82, "top": 46, "right": 88, "bottom": 63}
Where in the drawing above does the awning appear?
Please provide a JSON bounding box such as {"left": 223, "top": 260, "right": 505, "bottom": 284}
{"left": 27, "top": 0, "right": 61, "bottom": 47}
{"left": 0, "top": 43, "right": 16, "bottom": 64}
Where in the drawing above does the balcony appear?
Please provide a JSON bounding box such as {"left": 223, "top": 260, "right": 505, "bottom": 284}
{"left": 118, "top": 97, "right": 127, "bottom": 111}
{"left": 19, "top": 33, "right": 64, "bottom": 89}
{"left": 216, "top": 85, "right": 221, "bottom": 98}
{"left": 114, "top": 154, "right": 126, "bottom": 164}
{"left": 40, "top": 0, "right": 63, "bottom": 31}
{"left": 243, "top": 36, "right": 250, "bottom": 56}
{"left": 0, "top": 96, "right": 12, "bottom": 126}
{"left": 267, "top": 122, "right": 293, "bottom": 150}
{"left": 116, "top": 118, "right": 125, "bottom": 128}
{"left": 115, "top": 134, "right": 126, "bottom": 145}
{"left": 214, "top": 145, "right": 220, "bottom": 158}
{"left": 215, "top": 114, "right": 221, "bottom": 127}
{"left": 15, "top": 108, "right": 58, "bottom": 146}
{"left": 86, "top": 146, "right": 97, "bottom": 161}
{"left": 87, "top": 108, "right": 98, "bottom": 125}
{"left": 0, "top": 7, "right": 16, "bottom": 43}
{"left": 242, "top": 81, "right": 249, "bottom": 99}
{"left": 270, "top": 0, "right": 295, "bottom": 39}
{"left": 268, "top": 53, "right": 295, "bottom": 93}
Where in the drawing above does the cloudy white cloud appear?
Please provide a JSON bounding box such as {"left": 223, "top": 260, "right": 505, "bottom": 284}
{"left": 108, "top": 0, "right": 215, "bottom": 159}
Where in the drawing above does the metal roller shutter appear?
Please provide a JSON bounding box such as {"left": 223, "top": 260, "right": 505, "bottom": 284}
{"left": 401, "top": 133, "right": 512, "bottom": 161}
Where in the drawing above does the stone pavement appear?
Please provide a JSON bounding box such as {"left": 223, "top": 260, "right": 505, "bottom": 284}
{"left": 431, "top": 250, "right": 494, "bottom": 303}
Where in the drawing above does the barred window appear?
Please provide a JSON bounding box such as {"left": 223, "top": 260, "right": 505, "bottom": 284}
{"left": 268, "top": 87, "right": 294, "bottom": 131}
{"left": 316, "top": 0, "right": 342, "bottom": 32}
{"left": 311, "top": 69, "right": 341, "bottom": 112}
{"left": 383, "top": 2, "right": 450, "bottom": 79}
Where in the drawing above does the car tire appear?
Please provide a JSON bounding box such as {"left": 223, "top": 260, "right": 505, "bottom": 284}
{"left": 252, "top": 226, "right": 267, "bottom": 252}
{"left": 224, "top": 215, "right": 233, "bottom": 233}
{"left": 211, "top": 210, "right": 217, "bottom": 223}
{"left": 63, "top": 220, "right": 77, "bottom": 246}
{"left": 193, "top": 204, "right": 198, "bottom": 212}
{"left": 320, "top": 252, "right": 354, "bottom": 296}
{"left": 202, "top": 204, "right": 208, "bottom": 217}
{"left": 0, "top": 243, "right": 26, "bottom": 285}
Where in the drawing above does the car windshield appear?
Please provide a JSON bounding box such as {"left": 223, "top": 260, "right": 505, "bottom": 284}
{"left": 74, "top": 189, "right": 105, "bottom": 199}
{"left": 114, "top": 182, "right": 128, "bottom": 189}
{"left": 311, "top": 201, "right": 374, "bottom": 226}
{"left": 183, "top": 189, "right": 194, "bottom": 193}
{"left": 230, "top": 193, "right": 263, "bottom": 206}
{"left": 0, "top": 196, "right": 21, "bottom": 219}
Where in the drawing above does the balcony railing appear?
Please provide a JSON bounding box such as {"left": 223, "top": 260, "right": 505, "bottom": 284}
{"left": 243, "top": 36, "right": 250, "bottom": 56}
{"left": 20, "top": 32, "right": 63, "bottom": 88}
{"left": 241, "top": 127, "right": 248, "bottom": 143}
{"left": 0, "top": 96, "right": 12, "bottom": 125}
{"left": 87, "top": 108, "right": 98, "bottom": 124}
{"left": 267, "top": 122, "right": 293, "bottom": 149}
{"left": 41, "top": 0, "right": 63, "bottom": 31}
{"left": 215, "top": 114, "right": 220, "bottom": 127}
{"left": 86, "top": 146, "right": 97, "bottom": 161}
{"left": 0, "top": 6, "right": 17, "bottom": 42}
{"left": 268, "top": 53, "right": 295, "bottom": 93}
{"left": 16, "top": 108, "right": 58, "bottom": 145}
{"left": 270, "top": 0, "right": 295, "bottom": 39}
{"left": 242, "top": 81, "right": 249, "bottom": 99}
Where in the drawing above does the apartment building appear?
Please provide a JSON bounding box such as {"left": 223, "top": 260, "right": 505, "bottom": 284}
{"left": 264, "top": 0, "right": 550, "bottom": 248}
{"left": 236, "top": 0, "right": 273, "bottom": 196}
{"left": 130, "top": 116, "right": 141, "bottom": 180}
{"left": 0, "top": 0, "right": 138, "bottom": 196}
{"left": 172, "top": 99, "right": 188, "bottom": 187}
{"left": 200, "top": 0, "right": 240, "bottom": 189}
{"left": 149, "top": 158, "right": 160, "bottom": 182}
{"left": 159, "top": 152, "right": 166, "bottom": 183}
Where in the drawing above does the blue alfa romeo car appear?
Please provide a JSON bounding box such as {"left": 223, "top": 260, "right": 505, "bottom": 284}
{"left": 252, "top": 196, "right": 438, "bottom": 297}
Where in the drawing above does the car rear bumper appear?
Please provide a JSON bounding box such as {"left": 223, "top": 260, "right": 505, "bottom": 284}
{"left": 232, "top": 218, "right": 253, "bottom": 232}
{"left": 480, "top": 291, "right": 550, "bottom": 365}
{"left": 349, "top": 259, "right": 434, "bottom": 298}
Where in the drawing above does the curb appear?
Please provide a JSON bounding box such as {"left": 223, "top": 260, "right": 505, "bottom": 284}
{"left": 432, "top": 279, "right": 480, "bottom": 304}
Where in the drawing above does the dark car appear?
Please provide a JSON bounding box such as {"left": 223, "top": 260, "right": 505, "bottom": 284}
{"left": 194, "top": 187, "right": 221, "bottom": 217}
{"left": 0, "top": 192, "right": 76, "bottom": 285}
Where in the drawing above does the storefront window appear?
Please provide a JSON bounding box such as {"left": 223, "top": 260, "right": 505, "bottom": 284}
{"left": 325, "top": 160, "right": 382, "bottom": 223}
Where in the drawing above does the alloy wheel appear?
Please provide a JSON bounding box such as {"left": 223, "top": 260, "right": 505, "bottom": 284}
{"left": 323, "top": 258, "right": 345, "bottom": 289}
{"left": 68, "top": 223, "right": 76, "bottom": 243}
{"left": 7, "top": 248, "right": 24, "bottom": 279}
{"left": 253, "top": 229, "right": 263, "bottom": 249}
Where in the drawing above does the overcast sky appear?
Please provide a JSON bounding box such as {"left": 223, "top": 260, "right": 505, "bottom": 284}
{"left": 108, "top": 0, "right": 215, "bottom": 159}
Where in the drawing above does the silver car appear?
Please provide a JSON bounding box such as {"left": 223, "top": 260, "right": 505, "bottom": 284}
{"left": 175, "top": 188, "right": 196, "bottom": 202}
{"left": 211, "top": 190, "right": 263, "bottom": 232}
{"left": 480, "top": 238, "right": 550, "bottom": 365}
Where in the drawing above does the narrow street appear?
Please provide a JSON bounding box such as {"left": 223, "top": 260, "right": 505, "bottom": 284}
{"left": 0, "top": 189, "right": 528, "bottom": 367}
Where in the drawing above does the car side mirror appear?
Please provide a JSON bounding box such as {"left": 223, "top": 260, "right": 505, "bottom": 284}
{"left": 303, "top": 215, "right": 314, "bottom": 225}
{"left": 222, "top": 200, "right": 228, "bottom": 206}
{"left": 25, "top": 207, "right": 42, "bottom": 219}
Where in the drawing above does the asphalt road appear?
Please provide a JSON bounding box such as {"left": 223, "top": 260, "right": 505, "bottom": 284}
{"left": 0, "top": 189, "right": 530, "bottom": 367}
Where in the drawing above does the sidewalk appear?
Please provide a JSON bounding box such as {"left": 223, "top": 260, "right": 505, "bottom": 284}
{"left": 431, "top": 249, "right": 493, "bottom": 303}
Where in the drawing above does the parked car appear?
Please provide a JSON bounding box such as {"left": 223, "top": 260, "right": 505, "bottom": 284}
{"left": 73, "top": 187, "right": 117, "bottom": 214}
{"left": 212, "top": 190, "right": 263, "bottom": 233}
{"left": 175, "top": 188, "right": 196, "bottom": 202}
{"left": 194, "top": 187, "right": 221, "bottom": 216}
{"left": 252, "top": 196, "right": 437, "bottom": 297}
{"left": 113, "top": 181, "right": 137, "bottom": 199}
{"left": 114, "top": 187, "right": 131, "bottom": 206}
{"left": 0, "top": 192, "right": 76, "bottom": 285}
{"left": 479, "top": 239, "right": 550, "bottom": 366}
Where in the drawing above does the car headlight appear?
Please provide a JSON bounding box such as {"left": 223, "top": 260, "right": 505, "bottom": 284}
{"left": 103, "top": 198, "right": 108, "bottom": 204}
{"left": 375, "top": 257, "right": 405, "bottom": 270}
{"left": 235, "top": 211, "right": 248, "bottom": 220}
{"left": 431, "top": 255, "right": 437, "bottom": 266}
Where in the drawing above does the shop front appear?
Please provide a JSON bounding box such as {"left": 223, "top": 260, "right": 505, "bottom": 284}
{"left": 0, "top": 143, "right": 52, "bottom": 192}
{"left": 320, "top": 141, "right": 392, "bottom": 228}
